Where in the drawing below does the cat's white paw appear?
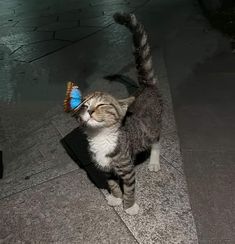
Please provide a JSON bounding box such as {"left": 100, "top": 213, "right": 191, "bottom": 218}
{"left": 106, "top": 195, "right": 122, "bottom": 206}
{"left": 125, "top": 203, "right": 139, "bottom": 215}
{"left": 148, "top": 163, "right": 160, "bottom": 172}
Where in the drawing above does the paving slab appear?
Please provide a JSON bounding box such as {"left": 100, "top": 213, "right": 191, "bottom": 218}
{"left": 0, "top": 102, "right": 59, "bottom": 143}
{"left": 175, "top": 72, "right": 235, "bottom": 152}
{"left": 15, "top": 16, "right": 57, "bottom": 28}
{"left": 38, "top": 21, "right": 79, "bottom": 32}
{"left": 55, "top": 26, "right": 102, "bottom": 42}
{"left": 0, "top": 170, "right": 137, "bottom": 244}
{"left": 200, "top": 240, "right": 234, "bottom": 244}
{"left": 0, "top": 121, "right": 78, "bottom": 199}
{"left": 198, "top": 52, "right": 235, "bottom": 73}
{"left": 160, "top": 130, "right": 183, "bottom": 171}
{"left": 0, "top": 26, "right": 35, "bottom": 38}
{"left": 102, "top": 159, "right": 197, "bottom": 244}
{"left": 0, "top": 31, "right": 53, "bottom": 52}
{"left": 11, "top": 40, "right": 71, "bottom": 62}
{"left": 80, "top": 16, "right": 113, "bottom": 27}
{"left": 162, "top": 1, "right": 235, "bottom": 242}
{"left": 183, "top": 150, "right": 235, "bottom": 242}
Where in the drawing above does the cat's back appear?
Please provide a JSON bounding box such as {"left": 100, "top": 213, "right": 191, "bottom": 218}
{"left": 128, "top": 86, "right": 162, "bottom": 119}
{"left": 120, "top": 86, "right": 162, "bottom": 153}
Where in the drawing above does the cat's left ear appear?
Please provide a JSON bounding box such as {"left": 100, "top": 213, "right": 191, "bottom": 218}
{"left": 118, "top": 96, "right": 135, "bottom": 114}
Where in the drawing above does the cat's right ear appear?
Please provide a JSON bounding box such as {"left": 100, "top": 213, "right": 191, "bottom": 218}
{"left": 118, "top": 96, "right": 135, "bottom": 114}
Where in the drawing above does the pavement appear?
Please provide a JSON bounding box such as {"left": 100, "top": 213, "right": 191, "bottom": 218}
{"left": 163, "top": 2, "right": 235, "bottom": 243}
{"left": 0, "top": 0, "right": 234, "bottom": 243}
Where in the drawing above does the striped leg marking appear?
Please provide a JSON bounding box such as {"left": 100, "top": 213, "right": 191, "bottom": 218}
{"left": 118, "top": 166, "right": 139, "bottom": 215}
{"left": 106, "top": 179, "right": 122, "bottom": 206}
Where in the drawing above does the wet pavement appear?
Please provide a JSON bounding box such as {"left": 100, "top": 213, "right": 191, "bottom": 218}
{"left": 0, "top": 0, "right": 234, "bottom": 243}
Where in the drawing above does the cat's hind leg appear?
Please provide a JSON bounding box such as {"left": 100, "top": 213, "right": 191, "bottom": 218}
{"left": 148, "top": 140, "right": 160, "bottom": 172}
{"left": 106, "top": 179, "right": 122, "bottom": 206}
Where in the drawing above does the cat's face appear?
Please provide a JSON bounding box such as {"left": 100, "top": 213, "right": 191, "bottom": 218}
{"left": 78, "top": 92, "right": 134, "bottom": 129}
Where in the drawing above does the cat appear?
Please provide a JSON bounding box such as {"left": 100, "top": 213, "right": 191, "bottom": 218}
{"left": 76, "top": 12, "right": 163, "bottom": 215}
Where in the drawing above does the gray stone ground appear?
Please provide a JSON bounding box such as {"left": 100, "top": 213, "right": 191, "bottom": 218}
{"left": 0, "top": 47, "right": 198, "bottom": 242}
{"left": 0, "top": 0, "right": 198, "bottom": 243}
{"left": 1, "top": 0, "right": 235, "bottom": 243}
{"left": 162, "top": 1, "right": 235, "bottom": 243}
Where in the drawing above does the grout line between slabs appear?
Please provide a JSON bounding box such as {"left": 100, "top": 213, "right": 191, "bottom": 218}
{"left": 99, "top": 189, "right": 141, "bottom": 244}
{"left": 161, "top": 155, "right": 184, "bottom": 175}
{"left": 0, "top": 168, "right": 79, "bottom": 201}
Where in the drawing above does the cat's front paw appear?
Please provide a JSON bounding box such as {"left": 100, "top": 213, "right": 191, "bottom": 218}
{"left": 125, "top": 203, "right": 139, "bottom": 215}
{"left": 106, "top": 194, "right": 122, "bottom": 206}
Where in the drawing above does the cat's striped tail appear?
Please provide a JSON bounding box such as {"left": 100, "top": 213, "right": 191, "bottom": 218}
{"left": 113, "top": 12, "right": 157, "bottom": 86}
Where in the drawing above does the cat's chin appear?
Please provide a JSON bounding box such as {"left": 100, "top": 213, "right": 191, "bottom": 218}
{"left": 84, "top": 119, "right": 105, "bottom": 129}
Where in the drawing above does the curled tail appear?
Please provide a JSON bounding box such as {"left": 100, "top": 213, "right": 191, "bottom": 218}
{"left": 113, "top": 12, "right": 157, "bottom": 86}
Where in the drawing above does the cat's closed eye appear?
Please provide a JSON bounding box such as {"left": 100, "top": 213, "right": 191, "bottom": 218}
{"left": 95, "top": 103, "right": 110, "bottom": 109}
{"left": 81, "top": 104, "right": 88, "bottom": 109}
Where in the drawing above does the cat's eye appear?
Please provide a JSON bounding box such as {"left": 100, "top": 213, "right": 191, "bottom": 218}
{"left": 81, "top": 104, "right": 88, "bottom": 109}
{"left": 96, "top": 103, "right": 110, "bottom": 109}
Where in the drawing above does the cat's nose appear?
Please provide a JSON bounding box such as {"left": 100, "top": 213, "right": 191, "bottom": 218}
{"left": 88, "top": 109, "right": 94, "bottom": 115}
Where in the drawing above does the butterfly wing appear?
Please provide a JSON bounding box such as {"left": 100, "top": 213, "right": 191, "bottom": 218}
{"left": 71, "top": 87, "right": 81, "bottom": 98}
{"left": 70, "top": 97, "right": 81, "bottom": 109}
{"left": 64, "top": 82, "right": 82, "bottom": 112}
{"left": 70, "top": 87, "right": 82, "bottom": 109}
{"left": 64, "top": 81, "right": 73, "bottom": 112}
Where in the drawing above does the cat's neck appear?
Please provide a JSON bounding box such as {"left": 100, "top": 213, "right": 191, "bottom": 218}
{"left": 86, "top": 126, "right": 119, "bottom": 139}
{"left": 86, "top": 126, "right": 119, "bottom": 169}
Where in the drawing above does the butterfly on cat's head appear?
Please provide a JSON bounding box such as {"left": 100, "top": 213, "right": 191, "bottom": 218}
{"left": 63, "top": 81, "right": 93, "bottom": 113}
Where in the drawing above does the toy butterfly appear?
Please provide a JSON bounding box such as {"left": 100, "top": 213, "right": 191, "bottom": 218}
{"left": 64, "top": 81, "right": 83, "bottom": 113}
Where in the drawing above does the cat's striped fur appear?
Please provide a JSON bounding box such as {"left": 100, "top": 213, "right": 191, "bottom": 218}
{"left": 77, "top": 12, "right": 163, "bottom": 215}
{"left": 113, "top": 12, "right": 157, "bottom": 86}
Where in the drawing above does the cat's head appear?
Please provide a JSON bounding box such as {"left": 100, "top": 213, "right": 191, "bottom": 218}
{"left": 77, "top": 91, "right": 135, "bottom": 129}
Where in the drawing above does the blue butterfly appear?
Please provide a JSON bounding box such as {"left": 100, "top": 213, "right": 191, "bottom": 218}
{"left": 64, "top": 82, "right": 82, "bottom": 112}
{"left": 70, "top": 86, "right": 82, "bottom": 109}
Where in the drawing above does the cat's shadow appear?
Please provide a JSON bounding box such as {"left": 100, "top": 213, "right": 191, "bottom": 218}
{"left": 60, "top": 127, "right": 110, "bottom": 189}
{"left": 60, "top": 73, "right": 149, "bottom": 189}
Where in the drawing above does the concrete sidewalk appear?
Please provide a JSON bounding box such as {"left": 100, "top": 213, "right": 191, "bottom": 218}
{"left": 1, "top": 0, "right": 234, "bottom": 243}
{"left": 0, "top": 48, "right": 197, "bottom": 243}
{"left": 0, "top": 0, "right": 198, "bottom": 243}
{"left": 162, "top": 1, "right": 235, "bottom": 243}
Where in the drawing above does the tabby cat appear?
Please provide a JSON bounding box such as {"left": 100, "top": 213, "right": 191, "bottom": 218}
{"left": 76, "top": 12, "right": 163, "bottom": 215}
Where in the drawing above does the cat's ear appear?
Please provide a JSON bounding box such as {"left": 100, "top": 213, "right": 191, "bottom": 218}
{"left": 118, "top": 96, "right": 135, "bottom": 113}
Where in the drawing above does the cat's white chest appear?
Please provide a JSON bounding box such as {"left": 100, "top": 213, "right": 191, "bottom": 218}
{"left": 88, "top": 130, "right": 118, "bottom": 169}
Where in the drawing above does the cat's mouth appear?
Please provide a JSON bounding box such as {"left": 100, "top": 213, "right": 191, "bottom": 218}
{"left": 83, "top": 116, "right": 104, "bottom": 127}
